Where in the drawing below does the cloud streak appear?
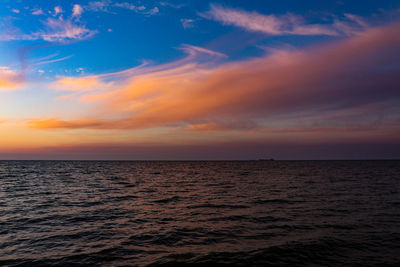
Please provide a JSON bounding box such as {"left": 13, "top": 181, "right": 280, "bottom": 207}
{"left": 203, "top": 4, "right": 368, "bottom": 36}
{"left": 27, "top": 20, "right": 400, "bottom": 142}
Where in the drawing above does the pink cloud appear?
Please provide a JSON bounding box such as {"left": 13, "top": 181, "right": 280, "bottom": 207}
{"left": 203, "top": 4, "right": 368, "bottom": 36}
{"left": 53, "top": 6, "right": 63, "bottom": 16}
{"left": 39, "top": 17, "right": 96, "bottom": 42}
{"left": 31, "top": 8, "right": 44, "bottom": 15}
{"left": 27, "top": 22, "right": 400, "bottom": 145}
{"left": 72, "top": 4, "right": 84, "bottom": 18}
{"left": 0, "top": 67, "right": 23, "bottom": 91}
{"left": 0, "top": 13, "right": 96, "bottom": 42}
{"left": 181, "top": 18, "right": 196, "bottom": 29}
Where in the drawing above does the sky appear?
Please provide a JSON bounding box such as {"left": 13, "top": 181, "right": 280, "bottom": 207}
{"left": 1, "top": 0, "right": 400, "bottom": 160}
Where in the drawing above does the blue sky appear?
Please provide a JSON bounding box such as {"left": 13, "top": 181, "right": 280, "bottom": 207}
{"left": 2, "top": 0, "right": 399, "bottom": 76}
{"left": 0, "top": 0, "right": 400, "bottom": 159}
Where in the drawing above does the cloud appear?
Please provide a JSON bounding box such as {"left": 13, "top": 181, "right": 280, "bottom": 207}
{"left": 87, "top": 0, "right": 112, "bottom": 12}
{"left": 35, "top": 55, "right": 73, "bottom": 66}
{"left": 32, "top": 8, "right": 44, "bottom": 15}
{"left": 0, "top": 67, "right": 23, "bottom": 91}
{"left": 146, "top": 7, "right": 159, "bottom": 15}
{"left": 159, "top": 2, "right": 186, "bottom": 9}
{"left": 202, "top": 4, "right": 367, "bottom": 36}
{"left": 113, "top": 2, "right": 148, "bottom": 12}
{"left": 114, "top": 2, "right": 138, "bottom": 11}
{"left": 0, "top": 33, "right": 36, "bottom": 41}
{"left": 0, "top": 16, "right": 36, "bottom": 41}
{"left": 27, "top": 118, "right": 108, "bottom": 129}
{"left": 0, "top": 9, "right": 96, "bottom": 42}
{"left": 181, "top": 18, "right": 195, "bottom": 29}
{"left": 186, "top": 121, "right": 258, "bottom": 132}
{"left": 53, "top": 6, "right": 63, "bottom": 16}
{"left": 39, "top": 17, "right": 96, "bottom": 42}
{"left": 11, "top": 9, "right": 20, "bottom": 14}
{"left": 115, "top": 2, "right": 136, "bottom": 10}
{"left": 51, "top": 75, "right": 114, "bottom": 92}
{"left": 72, "top": 4, "right": 84, "bottom": 18}
{"left": 332, "top": 13, "right": 369, "bottom": 36}
{"left": 28, "top": 22, "right": 400, "bottom": 142}
{"left": 179, "top": 44, "right": 227, "bottom": 58}
{"left": 86, "top": 1, "right": 159, "bottom": 15}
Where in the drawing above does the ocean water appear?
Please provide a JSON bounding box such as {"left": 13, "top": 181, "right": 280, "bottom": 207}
{"left": 0, "top": 160, "right": 399, "bottom": 266}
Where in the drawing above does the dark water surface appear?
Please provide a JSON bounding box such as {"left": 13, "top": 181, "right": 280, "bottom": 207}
{"left": 0, "top": 160, "right": 399, "bottom": 266}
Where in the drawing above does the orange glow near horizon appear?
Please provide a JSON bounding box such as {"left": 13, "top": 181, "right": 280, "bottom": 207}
{"left": 1, "top": 20, "right": 400, "bottom": 159}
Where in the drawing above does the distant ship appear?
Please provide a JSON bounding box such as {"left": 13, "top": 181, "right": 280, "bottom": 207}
{"left": 258, "top": 158, "right": 274, "bottom": 161}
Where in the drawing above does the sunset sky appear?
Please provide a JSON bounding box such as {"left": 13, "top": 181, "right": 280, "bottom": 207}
{"left": 1, "top": 0, "right": 400, "bottom": 159}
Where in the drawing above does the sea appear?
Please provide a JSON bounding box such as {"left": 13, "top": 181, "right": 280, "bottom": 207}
{"left": 0, "top": 160, "right": 399, "bottom": 266}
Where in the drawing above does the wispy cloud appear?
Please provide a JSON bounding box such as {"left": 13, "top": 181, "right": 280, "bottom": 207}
{"left": 86, "top": 0, "right": 158, "bottom": 15}
{"left": 28, "top": 118, "right": 108, "bottom": 130}
{"left": 87, "top": 0, "right": 112, "bottom": 12}
{"left": 39, "top": 17, "right": 96, "bottom": 42}
{"left": 35, "top": 55, "right": 73, "bottom": 66}
{"left": 178, "top": 44, "right": 227, "bottom": 58}
{"left": 202, "top": 4, "right": 368, "bottom": 36}
{"left": 0, "top": 8, "right": 96, "bottom": 42}
{"left": 0, "top": 16, "right": 36, "bottom": 41}
{"left": 332, "top": 13, "right": 369, "bottom": 36}
{"left": 159, "top": 2, "right": 187, "bottom": 9}
{"left": 31, "top": 8, "right": 44, "bottom": 15}
{"left": 28, "top": 22, "right": 400, "bottom": 136}
{"left": 146, "top": 7, "right": 159, "bottom": 15}
{"left": 186, "top": 120, "right": 258, "bottom": 132}
{"left": 51, "top": 75, "right": 114, "bottom": 92}
{"left": 181, "top": 18, "right": 196, "bottom": 29}
{"left": 114, "top": 2, "right": 145, "bottom": 11}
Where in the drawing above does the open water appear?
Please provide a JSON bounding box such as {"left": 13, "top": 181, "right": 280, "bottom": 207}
{"left": 0, "top": 160, "right": 399, "bottom": 266}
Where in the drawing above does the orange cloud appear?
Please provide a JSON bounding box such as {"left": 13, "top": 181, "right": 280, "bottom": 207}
{"left": 28, "top": 21, "right": 400, "bottom": 139}
{"left": 51, "top": 76, "right": 112, "bottom": 91}
{"left": 27, "top": 118, "right": 105, "bottom": 129}
{"left": 0, "top": 77, "right": 16, "bottom": 89}
{"left": 186, "top": 121, "right": 258, "bottom": 132}
{"left": 0, "top": 67, "right": 22, "bottom": 91}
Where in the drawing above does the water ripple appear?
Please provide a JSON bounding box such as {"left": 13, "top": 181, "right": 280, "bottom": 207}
{"left": 0, "top": 160, "right": 399, "bottom": 266}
